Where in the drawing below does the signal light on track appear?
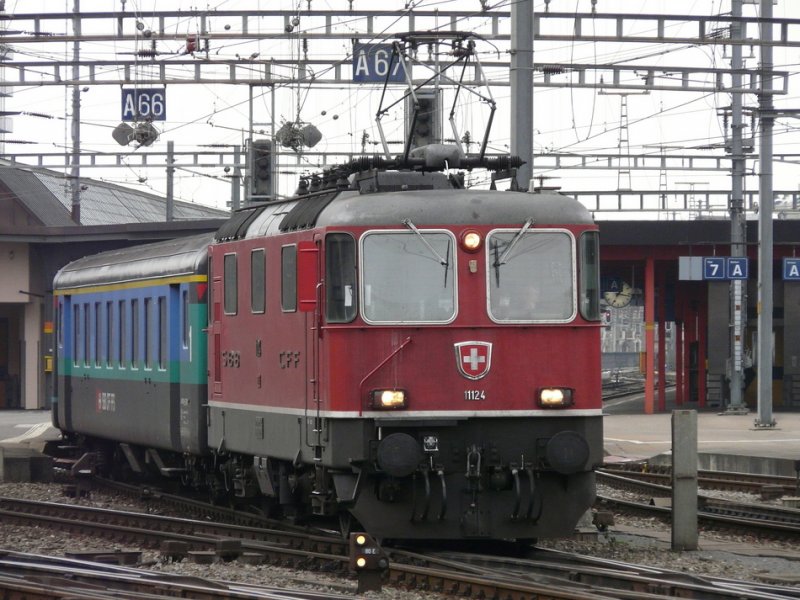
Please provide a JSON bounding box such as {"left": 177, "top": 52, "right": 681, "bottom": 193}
{"left": 250, "top": 139, "right": 273, "bottom": 199}
{"left": 407, "top": 91, "right": 440, "bottom": 150}
{"left": 349, "top": 532, "right": 389, "bottom": 593}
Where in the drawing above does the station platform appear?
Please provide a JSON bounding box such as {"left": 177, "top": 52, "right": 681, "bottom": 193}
{"left": 0, "top": 405, "right": 798, "bottom": 480}
{"left": 603, "top": 389, "right": 800, "bottom": 477}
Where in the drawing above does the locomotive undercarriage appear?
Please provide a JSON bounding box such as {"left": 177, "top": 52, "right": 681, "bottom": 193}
{"left": 59, "top": 412, "right": 601, "bottom": 541}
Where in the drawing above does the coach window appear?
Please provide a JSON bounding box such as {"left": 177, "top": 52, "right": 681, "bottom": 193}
{"left": 131, "top": 299, "right": 139, "bottom": 369}
{"left": 93, "top": 302, "right": 101, "bottom": 367}
{"left": 106, "top": 301, "right": 114, "bottom": 367}
{"left": 181, "top": 290, "right": 189, "bottom": 348}
{"left": 251, "top": 249, "right": 266, "bottom": 313}
{"left": 361, "top": 231, "right": 456, "bottom": 324}
{"left": 224, "top": 253, "right": 238, "bottom": 315}
{"left": 487, "top": 230, "right": 575, "bottom": 322}
{"left": 119, "top": 300, "right": 126, "bottom": 368}
{"left": 84, "top": 304, "right": 91, "bottom": 366}
{"left": 579, "top": 231, "right": 601, "bottom": 321}
{"left": 144, "top": 298, "right": 152, "bottom": 369}
{"left": 325, "top": 234, "right": 357, "bottom": 323}
{"left": 281, "top": 245, "right": 297, "bottom": 312}
{"left": 57, "top": 299, "right": 64, "bottom": 349}
{"left": 158, "top": 296, "right": 167, "bottom": 369}
{"left": 73, "top": 304, "right": 80, "bottom": 366}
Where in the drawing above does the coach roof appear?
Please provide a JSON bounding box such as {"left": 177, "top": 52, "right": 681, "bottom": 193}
{"left": 54, "top": 233, "right": 212, "bottom": 291}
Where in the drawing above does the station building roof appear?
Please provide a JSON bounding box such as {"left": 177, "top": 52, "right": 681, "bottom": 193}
{"left": 0, "top": 161, "right": 228, "bottom": 230}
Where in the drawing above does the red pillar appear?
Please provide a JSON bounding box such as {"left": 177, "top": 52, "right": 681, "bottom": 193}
{"left": 674, "top": 283, "right": 684, "bottom": 406}
{"left": 683, "top": 290, "right": 696, "bottom": 404}
{"left": 644, "top": 256, "right": 656, "bottom": 414}
{"left": 657, "top": 266, "right": 667, "bottom": 411}
{"left": 698, "top": 289, "right": 708, "bottom": 409}
{"left": 675, "top": 318, "right": 684, "bottom": 406}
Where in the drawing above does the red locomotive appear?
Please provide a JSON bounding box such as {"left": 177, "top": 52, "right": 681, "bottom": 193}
{"left": 204, "top": 160, "right": 604, "bottom": 540}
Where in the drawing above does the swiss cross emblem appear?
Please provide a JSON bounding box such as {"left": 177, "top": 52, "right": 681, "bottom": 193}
{"left": 454, "top": 341, "right": 492, "bottom": 380}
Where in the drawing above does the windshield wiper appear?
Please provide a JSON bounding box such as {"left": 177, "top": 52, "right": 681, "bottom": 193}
{"left": 495, "top": 218, "right": 534, "bottom": 266}
{"left": 402, "top": 218, "right": 449, "bottom": 266}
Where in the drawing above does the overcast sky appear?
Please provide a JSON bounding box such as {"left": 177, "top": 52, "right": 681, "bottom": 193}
{"left": 2, "top": 0, "right": 798, "bottom": 214}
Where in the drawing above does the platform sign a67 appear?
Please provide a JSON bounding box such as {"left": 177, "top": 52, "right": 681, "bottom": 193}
{"left": 121, "top": 88, "right": 167, "bottom": 122}
{"left": 352, "top": 43, "right": 406, "bottom": 83}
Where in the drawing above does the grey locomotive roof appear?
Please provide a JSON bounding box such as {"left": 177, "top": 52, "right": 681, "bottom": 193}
{"left": 314, "top": 188, "right": 594, "bottom": 229}
{"left": 54, "top": 233, "right": 212, "bottom": 290}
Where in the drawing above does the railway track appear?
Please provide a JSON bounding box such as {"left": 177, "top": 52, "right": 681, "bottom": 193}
{"left": 601, "top": 463, "right": 800, "bottom": 496}
{"left": 0, "top": 551, "right": 352, "bottom": 600}
{"left": 4, "top": 491, "right": 799, "bottom": 599}
{"left": 422, "top": 547, "right": 800, "bottom": 600}
{"left": 596, "top": 470, "right": 800, "bottom": 540}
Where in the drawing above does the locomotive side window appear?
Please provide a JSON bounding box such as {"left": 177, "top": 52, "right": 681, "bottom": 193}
{"left": 281, "top": 245, "right": 297, "bottom": 312}
{"left": 487, "top": 230, "right": 575, "bottom": 322}
{"left": 361, "top": 231, "right": 456, "bottom": 324}
{"left": 251, "top": 249, "right": 266, "bottom": 314}
{"left": 223, "top": 253, "right": 238, "bottom": 315}
{"left": 325, "top": 233, "right": 356, "bottom": 323}
{"left": 579, "top": 231, "right": 601, "bottom": 321}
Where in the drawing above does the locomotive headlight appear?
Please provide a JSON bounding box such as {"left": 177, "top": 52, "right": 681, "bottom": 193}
{"left": 460, "top": 229, "right": 483, "bottom": 252}
{"left": 372, "top": 389, "right": 407, "bottom": 409}
{"left": 538, "top": 388, "right": 574, "bottom": 408}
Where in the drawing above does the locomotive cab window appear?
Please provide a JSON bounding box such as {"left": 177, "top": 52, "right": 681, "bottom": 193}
{"left": 487, "top": 229, "right": 575, "bottom": 322}
{"left": 326, "top": 233, "right": 356, "bottom": 323}
{"left": 579, "top": 231, "right": 601, "bottom": 321}
{"left": 361, "top": 230, "right": 456, "bottom": 324}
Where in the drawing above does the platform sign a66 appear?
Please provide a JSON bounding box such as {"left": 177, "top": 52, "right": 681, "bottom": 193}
{"left": 121, "top": 88, "right": 167, "bottom": 122}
